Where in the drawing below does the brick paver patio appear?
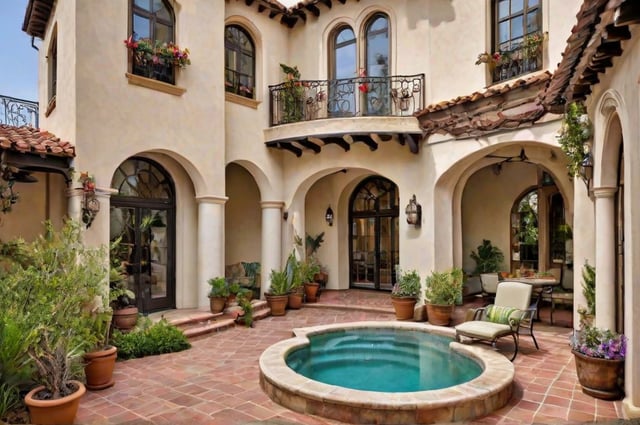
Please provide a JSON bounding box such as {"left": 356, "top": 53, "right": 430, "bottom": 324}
{"left": 76, "top": 290, "right": 624, "bottom": 424}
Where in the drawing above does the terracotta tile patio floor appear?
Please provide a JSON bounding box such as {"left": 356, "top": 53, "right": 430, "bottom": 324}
{"left": 77, "top": 289, "right": 626, "bottom": 425}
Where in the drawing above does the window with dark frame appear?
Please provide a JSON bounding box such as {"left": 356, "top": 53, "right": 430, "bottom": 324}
{"left": 492, "top": 0, "right": 542, "bottom": 83}
{"left": 48, "top": 33, "right": 57, "bottom": 104}
{"left": 130, "top": 0, "right": 176, "bottom": 84}
{"left": 225, "top": 25, "right": 255, "bottom": 99}
{"left": 329, "top": 25, "right": 356, "bottom": 116}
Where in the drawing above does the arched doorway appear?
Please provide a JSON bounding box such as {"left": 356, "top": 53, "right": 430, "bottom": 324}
{"left": 349, "top": 176, "right": 399, "bottom": 290}
{"left": 110, "top": 157, "right": 175, "bottom": 312}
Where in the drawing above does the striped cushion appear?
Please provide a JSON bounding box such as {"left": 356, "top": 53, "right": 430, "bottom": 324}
{"left": 486, "top": 305, "right": 519, "bottom": 325}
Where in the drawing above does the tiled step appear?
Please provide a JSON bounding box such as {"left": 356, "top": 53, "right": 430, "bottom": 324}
{"left": 164, "top": 299, "right": 272, "bottom": 339}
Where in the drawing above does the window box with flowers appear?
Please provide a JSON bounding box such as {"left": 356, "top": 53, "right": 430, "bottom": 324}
{"left": 570, "top": 325, "right": 626, "bottom": 400}
{"left": 124, "top": 36, "right": 191, "bottom": 94}
{"left": 476, "top": 32, "right": 545, "bottom": 83}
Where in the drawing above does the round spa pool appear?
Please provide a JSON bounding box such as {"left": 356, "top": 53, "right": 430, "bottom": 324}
{"left": 259, "top": 321, "right": 515, "bottom": 424}
{"left": 286, "top": 328, "right": 482, "bottom": 392}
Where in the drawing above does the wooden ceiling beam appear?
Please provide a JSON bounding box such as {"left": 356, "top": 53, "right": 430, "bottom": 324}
{"left": 403, "top": 134, "right": 421, "bottom": 154}
{"left": 297, "top": 139, "right": 321, "bottom": 153}
{"left": 322, "top": 136, "right": 350, "bottom": 151}
{"left": 280, "top": 143, "right": 303, "bottom": 157}
{"left": 350, "top": 135, "right": 378, "bottom": 151}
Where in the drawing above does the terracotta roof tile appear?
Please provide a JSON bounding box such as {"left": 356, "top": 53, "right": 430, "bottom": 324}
{"left": 0, "top": 125, "right": 75, "bottom": 158}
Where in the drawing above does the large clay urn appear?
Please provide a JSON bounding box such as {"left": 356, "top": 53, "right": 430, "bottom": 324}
{"left": 391, "top": 297, "right": 416, "bottom": 320}
{"left": 573, "top": 350, "right": 624, "bottom": 400}
{"left": 25, "top": 380, "right": 86, "bottom": 425}
{"left": 84, "top": 345, "right": 118, "bottom": 390}
{"left": 425, "top": 303, "right": 454, "bottom": 326}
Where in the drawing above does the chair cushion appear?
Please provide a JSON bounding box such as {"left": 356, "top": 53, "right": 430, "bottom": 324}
{"left": 486, "top": 305, "right": 519, "bottom": 326}
{"left": 455, "top": 321, "right": 513, "bottom": 340}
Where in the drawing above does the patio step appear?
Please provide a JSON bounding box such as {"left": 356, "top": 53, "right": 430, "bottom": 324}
{"left": 165, "top": 300, "right": 271, "bottom": 339}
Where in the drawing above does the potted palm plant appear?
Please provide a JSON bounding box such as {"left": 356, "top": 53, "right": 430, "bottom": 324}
{"left": 424, "top": 267, "right": 464, "bottom": 326}
{"left": 265, "top": 269, "right": 290, "bottom": 316}
{"left": 283, "top": 252, "right": 304, "bottom": 309}
{"left": 207, "top": 276, "right": 229, "bottom": 313}
{"left": 391, "top": 269, "right": 421, "bottom": 320}
{"left": 109, "top": 238, "right": 139, "bottom": 331}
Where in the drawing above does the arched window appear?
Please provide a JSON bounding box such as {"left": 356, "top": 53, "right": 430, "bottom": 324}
{"left": 225, "top": 25, "right": 255, "bottom": 99}
{"left": 328, "top": 26, "right": 356, "bottom": 116}
{"left": 130, "top": 0, "right": 176, "bottom": 84}
{"left": 364, "top": 14, "right": 389, "bottom": 115}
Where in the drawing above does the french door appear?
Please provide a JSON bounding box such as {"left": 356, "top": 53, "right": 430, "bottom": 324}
{"left": 349, "top": 177, "right": 399, "bottom": 291}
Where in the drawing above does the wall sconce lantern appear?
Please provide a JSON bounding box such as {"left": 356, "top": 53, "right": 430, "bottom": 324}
{"left": 579, "top": 149, "right": 594, "bottom": 191}
{"left": 78, "top": 172, "right": 100, "bottom": 228}
{"left": 405, "top": 194, "right": 421, "bottom": 227}
{"left": 325, "top": 206, "right": 334, "bottom": 226}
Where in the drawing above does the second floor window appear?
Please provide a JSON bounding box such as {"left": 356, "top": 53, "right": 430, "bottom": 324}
{"left": 48, "top": 32, "right": 57, "bottom": 105}
{"left": 492, "top": 0, "right": 542, "bottom": 83}
{"left": 225, "top": 25, "right": 255, "bottom": 99}
{"left": 130, "top": 0, "right": 176, "bottom": 84}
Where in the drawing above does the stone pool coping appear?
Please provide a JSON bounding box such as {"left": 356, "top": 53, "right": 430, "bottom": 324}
{"left": 259, "top": 321, "right": 514, "bottom": 424}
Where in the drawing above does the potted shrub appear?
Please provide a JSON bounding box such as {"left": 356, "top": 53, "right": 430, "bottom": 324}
{"left": 391, "top": 269, "right": 421, "bottom": 320}
{"left": 109, "top": 238, "right": 139, "bottom": 331}
{"left": 207, "top": 276, "right": 229, "bottom": 314}
{"left": 4, "top": 220, "right": 107, "bottom": 424}
{"left": 570, "top": 325, "right": 626, "bottom": 400}
{"left": 306, "top": 232, "right": 328, "bottom": 289}
{"left": 470, "top": 239, "right": 504, "bottom": 274}
{"left": 284, "top": 252, "right": 304, "bottom": 309}
{"left": 577, "top": 262, "right": 596, "bottom": 327}
{"left": 83, "top": 306, "right": 117, "bottom": 391}
{"left": 424, "top": 267, "right": 464, "bottom": 326}
{"left": 265, "top": 269, "right": 290, "bottom": 316}
{"left": 301, "top": 258, "right": 321, "bottom": 303}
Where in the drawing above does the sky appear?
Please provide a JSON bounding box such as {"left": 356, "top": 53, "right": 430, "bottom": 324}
{"left": 0, "top": 0, "right": 38, "bottom": 101}
{"left": 0, "top": 0, "right": 300, "bottom": 102}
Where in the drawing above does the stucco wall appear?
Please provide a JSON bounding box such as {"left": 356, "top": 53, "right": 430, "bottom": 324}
{"left": 225, "top": 163, "right": 262, "bottom": 265}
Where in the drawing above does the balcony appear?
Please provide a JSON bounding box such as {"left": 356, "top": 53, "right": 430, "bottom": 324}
{"left": 1, "top": 95, "right": 38, "bottom": 127}
{"left": 268, "top": 74, "right": 425, "bottom": 127}
{"left": 490, "top": 36, "right": 544, "bottom": 84}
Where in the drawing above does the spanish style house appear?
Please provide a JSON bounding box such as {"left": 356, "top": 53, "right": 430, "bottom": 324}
{"left": 1, "top": 0, "right": 639, "bottom": 417}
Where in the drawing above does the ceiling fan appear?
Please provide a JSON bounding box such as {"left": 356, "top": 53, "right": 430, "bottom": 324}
{"left": 486, "top": 148, "right": 535, "bottom": 174}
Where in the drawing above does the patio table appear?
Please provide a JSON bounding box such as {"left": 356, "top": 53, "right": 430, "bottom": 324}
{"left": 507, "top": 277, "right": 560, "bottom": 322}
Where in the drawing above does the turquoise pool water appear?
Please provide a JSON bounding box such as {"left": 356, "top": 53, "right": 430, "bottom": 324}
{"left": 286, "top": 328, "right": 482, "bottom": 392}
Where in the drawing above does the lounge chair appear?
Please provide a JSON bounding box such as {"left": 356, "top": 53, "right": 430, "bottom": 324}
{"left": 454, "top": 281, "right": 533, "bottom": 361}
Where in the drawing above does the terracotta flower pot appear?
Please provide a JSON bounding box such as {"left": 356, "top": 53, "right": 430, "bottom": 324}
{"left": 425, "top": 303, "right": 454, "bottom": 326}
{"left": 391, "top": 296, "right": 416, "bottom": 320}
{"left": 288, "top": 290, "right": 303, "bottom": 309}
{"left": 304, "top": 282, "right": 320, "bottom": 303}
{"left": 84, "top": 345, "right": 117, "bottom": 390}
{"left": 209, "top": 296, "right": 227, "bottom": 313}
{"left": 573, "top": 349, "right": 625, "bottom": 400}
{"left": 265, "top": 293, "right": 289, "bottom": 316}
{"left": 112, "top": 306, "right": 139, "bottom": 332}
{"left": 25, "top": 380, "right": 86, "bottom": 425}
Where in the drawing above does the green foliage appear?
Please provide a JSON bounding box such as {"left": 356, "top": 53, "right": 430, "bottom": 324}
{"left": 279, "top": 63, "right": 304, "bottom": 123}
{"left": 238, "top": 297, "right": 254, "bottom": 328}
{"left": 557, "top": 102, "right": 592, "bottom": 177}
{"left": 305, "top": 232, "right": 325, "bottom": 257}
{"left": 284, "top": 251, "right": 303, "bottom": 290}
{"left": 111, "top": 318, "right": 191, "bottom": 360}
{"left": 470, "top": 239, "right": 504, "bottom": 274}
{"left": 392, "top": 269, "right": 421, "bottom": 298}
{"left": 0, "top": 220, "right": 109, "bottom": 399}
{"left": 425, "top": 267, "right": 464, "bottom": 305}
{"left": 581, "top": 262, "right": 596, "bottom": 315}
{"left": 208, "top": 276, "right": 230, "bottom": 298}
{"left": 109, "top": 238, "right": 136, "bottom": 309}
{"left": 268, "top": 269, "right": 289, "bottom": 295}
{"left": 0, "top": 314, "right": 33, "bottom": 419}
{"left": 0, "top": 382, "right": 21, "bottom": 422}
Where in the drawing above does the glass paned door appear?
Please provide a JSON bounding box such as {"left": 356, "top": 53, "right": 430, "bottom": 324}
{"left": 110, "top": 205, "right": 173, "bottom": 312}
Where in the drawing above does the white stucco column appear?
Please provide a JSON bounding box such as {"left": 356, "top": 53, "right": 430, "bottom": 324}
{"left": 196, "top": 196, "right": 227, "bottom": 308}
{"left": 66, "top": 188, "right": 83, "bottom": 224}
{"left": 593, "top": 187, "right": 617, "bottom": 330}
{"left": 261, "top": 201, "right": 284, "bottom": 298}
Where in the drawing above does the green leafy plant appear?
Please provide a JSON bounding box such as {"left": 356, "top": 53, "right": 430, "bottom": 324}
{"left": 284, "top": 251, "right": 303, "bottom": 291}
{"left": 392, "top": 269, "right": 421, "bottom": 298}
{"left": 425, "top": 267, "right": 464, "bottom": 305}
{"left": 237, "top": 297, "right": 254, "bottom": 328}
{"left": 267, "top": 270, "right": 289, "bottom": 295}
{"left": 557, "top": 102, "right": 592, "bottom": 177}
{"left": 111, "top": 318, "right": 190, "bottom": 360}
{"left": 124, "top": 36, "right": 191, "bottom": 69}
{"left": 470, "top": 239, "right": 504, "bottom": 274}
{"left": 279, "top": 63, "right": 305, "bottom": 123}
{"left": 579, "top": 262, "right": 596, "bottom": 317}
{"left": 571, "top": 325, "right": 626, "bottom": 360}
{"left": 207, "top": 276, "right": 230, "bottom": 298}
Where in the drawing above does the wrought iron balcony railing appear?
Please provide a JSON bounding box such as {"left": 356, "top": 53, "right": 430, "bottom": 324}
{"left": 269, "top": 74, "right": 425, "bottom": 126}
{"left": 1, "top": 95, "right": 39, "bottom": 127}
{"left": 491, "top": 43, "right": 543, "bottom": 84}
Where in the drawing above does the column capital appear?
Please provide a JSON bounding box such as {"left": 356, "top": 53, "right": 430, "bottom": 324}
{"left": 261, "top": 201, "right": 285, "bottom": 209}
{"left": 196, "top": 195, "right": 228, "bottom": 205}
{"left": 592, "top": 186, "right": 617, "bottom": 199}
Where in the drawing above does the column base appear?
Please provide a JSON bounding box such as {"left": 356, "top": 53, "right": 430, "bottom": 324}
{"left": 623, "top": 397, "right": 640, "bottom": 418}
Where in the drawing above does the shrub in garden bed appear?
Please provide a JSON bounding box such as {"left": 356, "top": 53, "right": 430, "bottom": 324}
{"left": 111, "top": 318, "right": 190, "bottom": 360}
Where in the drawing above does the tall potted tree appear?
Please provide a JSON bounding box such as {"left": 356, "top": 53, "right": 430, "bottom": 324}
{"left": 424, "top": 267, "right": 464, "bottom": 326}
{"left": 391, "top": 269, "right": 421, "bottom": 320}
{"left": 265, "top": 269, "right": 290, "bottom": 316}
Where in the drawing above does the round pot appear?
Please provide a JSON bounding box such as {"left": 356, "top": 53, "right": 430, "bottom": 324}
{"left": 112, "top": 306, "right": 139, "bottom": 332}
{"left": 288, "top": 291, "right": 303, "bottom": 309}
{"left": 84, "top": 345, "right": 117, "bottom": 390}
{"left": 265, "top": 293, "right": 289, "bottom": 316}
{"left": 304, "top": 282, "right": 320, "bottom": 303}
{"left": 391, "top": 296, "right": 416, "bottom": 320}
{"left": 573, "top": 349, "right": 624, "bottom": 400}
{"left": 25, "top": 380, "right": 86, "bottom": 425}
{"left": 425, "top": 303, "right": 454, "bottom": 326}
{"left": 209, "top": 296, "right": 227, "bottom": 314}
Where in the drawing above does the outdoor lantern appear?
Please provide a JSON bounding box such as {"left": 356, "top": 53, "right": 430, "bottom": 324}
{"left": 405, "top": 194, "right": 421, "bottom": 227}
{"left": 325, "top": 206, "right": 334, "bottom": 226}
{"left": 579, "top": 150, "right": 594, "bottom": 190}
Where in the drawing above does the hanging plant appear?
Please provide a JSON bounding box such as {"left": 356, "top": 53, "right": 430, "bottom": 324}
{"left": 557, "top": 102, "right": 592, "bottom": 177}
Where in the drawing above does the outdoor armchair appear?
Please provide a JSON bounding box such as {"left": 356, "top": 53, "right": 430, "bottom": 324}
{"left": 455, "top": 281, "right": 533, "bottom": 361}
